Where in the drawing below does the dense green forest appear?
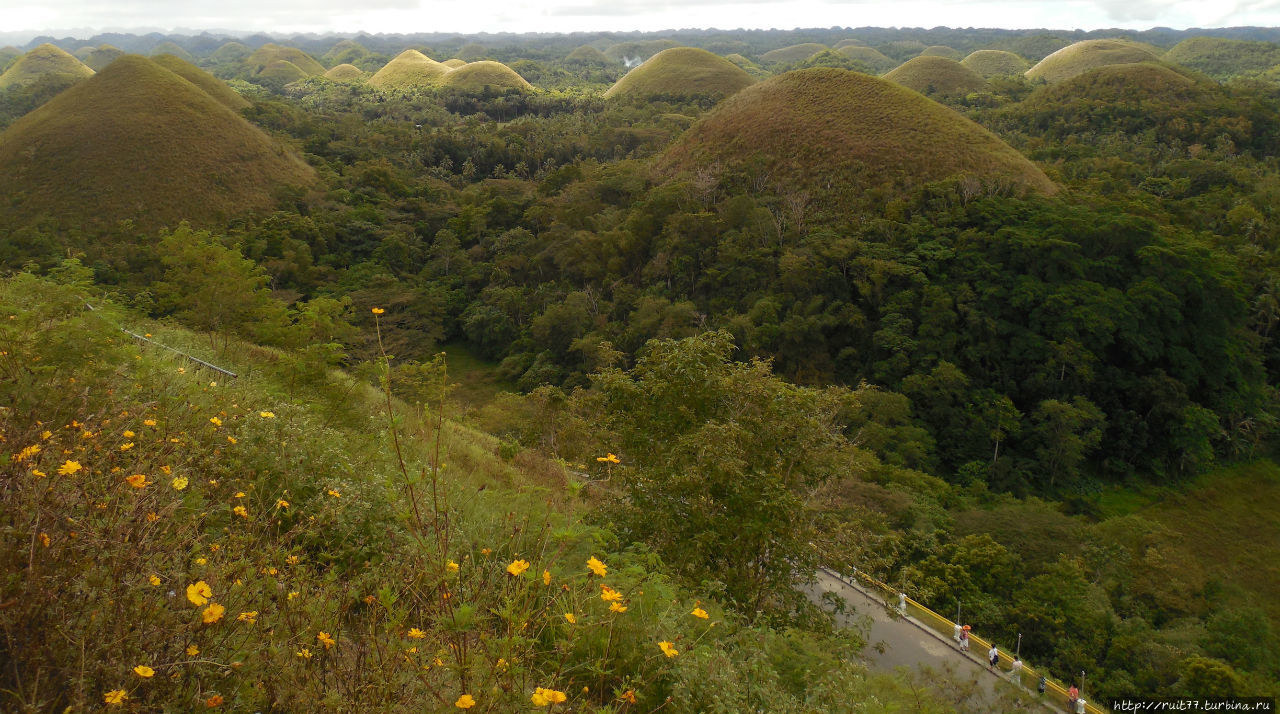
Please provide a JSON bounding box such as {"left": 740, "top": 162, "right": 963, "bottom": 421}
{"left": 3, "top": 26, "right": 1280, "bottom": 709}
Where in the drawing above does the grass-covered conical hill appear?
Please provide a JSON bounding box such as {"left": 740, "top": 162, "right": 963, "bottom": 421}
{"left": 1025, "top": 39, "right": 1162, "bottom": 83}
{"left": 368, "top": 49, "right": 450, "bottom": 90}
{"left": 257, "top": 59, "right": 309, "bottom": 83}
{"left": 920, "top": 45, "right": 962, "bottom": 59}
{"left": 323, "top": 63, "right": 365, "bottom": 82}
{"left": 836, "top": 45, "right": 898, "bottom": 73}
{"left": 322, "top": 39, "right": 368, "bottom": 67}
{"left": 0, "top": 46, "right": 21, "bottom": 72}
{"left": 833, "top": 38, "right": 866, "bottom": 49}
{"left": 83, "top": 44, "right": 126, "bottom": 71}
{"left": 0, "top": 55, "right": 314, "bottom": 231}
{"left": 565, "top": 45, "right": 612, "bottom": 65}
{"left": 961, "top": 49, "right": 1029, "bottom": 78}
{"left": 152, "top": 53, "right": 250, "bottom": 111}
{"left": 441, "top": 58, "right": 468, "bottom": 69}
{"left": 150, "top": 41, "right": 194, "bottom": 63}
{"left": 760, "top": 42, "right": 827, "bottom": 64}
{"left": 211, "top": 41, "right": 252, "bottom": 64}
{"left": 604, "top": 47, "right": 753, "bottom": 100}
{"left": 1163, "top": 36, "right": 1280, "bottom": 79}
{"left": 884, "top": 56, "right": 987, "bottom": 96}
{"left": 441, "top": 60, "right": 533, "bottom": 91}
{"left": 246, "top": 43, "right": 325, "bottom": 77}
{"left": 655, "top": 68, "right": 1056, "bottom": 206}
{"left": 0, "top": 43, "right": 93, "bottom": 89}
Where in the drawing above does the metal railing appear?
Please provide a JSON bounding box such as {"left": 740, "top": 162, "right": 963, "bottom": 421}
{"left": 825, "top": 566, "right": 1108, "bottom": 714}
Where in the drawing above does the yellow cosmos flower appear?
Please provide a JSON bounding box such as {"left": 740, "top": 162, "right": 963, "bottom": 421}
{"left": 275, "top": 499, "right": 289, "bottom": 509}
{"left": 146, "top": 512, "right": 159, "bottom": 522}
{"left": 149, "top": 575, "right": 161, "bottom": 586}
{"left": 227, "top": 436, "right": 237, "bottom": 444}
{"left": 172, "top": 476, "right": 188, "bottom": 490}
{"left": 610, "top": 602, "right": 628, "bottom": 613}
{"left": 285, "top": 554, "right": 297, "bottom": 564}
{"left": 39, "top": 532, "right": 50, "bottom": 547}
{"left": 104, "top": 689, "right": 128, "bottom": 705}
{"left": 480, "top": 548, "right": 491, "bottom": 556}
{"left": 202, "top": 603, "right": 225, "bottom": 623}
{"left": 564, "top": 613, "right": 576, "bottom": 624}
{"left": 586, "top": 556, "right": 607, "bottom": 577}
{"left": 237, "top": 611, "right": 257, "bottom": 624}
{"left": 288, "top": 591, "right": 300, "bottom": 601}
{"left": 446, "top": 560, "right": 459, "bottom": 572}
{"left": 32, "top": 469, "right": 46, "bottom": 478}
{"left": 126, "top": 474, "right": 148, "bottom": 488}
{"left": 620, "top": 690, "right": 638, "bottom": 704}
{"left": 133, "top": 665, "right": 155, "bottom": 678}
{"left": 659, "top": 641, "right": 679, "bottom": 658}
{"left": 205, "top": 694, "right": 224, "bottom": 707}
{"left": 327, "top": 489, "right": 340, "bottom": 497}
{"left": 455, "top": 694, "right": 476, "bottom": 709}
{"left": 542, "top": 570, "right": 551, "bottom": 585}
{"left": 123, "top": 430, "right": 135, "bottom": 438}
{"left": 371, "top": 307, "right": 385, "bottom": 315}
{"left": 40, "top": 430, "right": 52, "bottom": 440}
{"left": 600, "top": 584, "right": 622, "bottom": 602}
{"left": 186, "top": 581, "right": 213, "bottom": 606}
{"left": 531, "top": 688, "right": 567, "bottom": 706}
{"left": 234, "top": 492, "right": 245, "bottom": 498}
{"left": 143, "top": 419, "right": 157, "bottom": 427}
{"left": 692, "top": 607, "right": 709, "bottom": 619}
{"left": 119, "top": 442, "right": 134, "bottom": 451}
{"left": 258, "top": 411, "right": 275, "bottom": 419}
{"left": 209, "top": 417, "right": 222, "bottom": 427}
{"left": 186, "top": 644, "right": 199, "bottom": 656}
{"left": 14, "top": 444, "right": 40, "bottom": 461}
{"left": 408, "top": 628, "right": 426, "bottom": 639}
{"left": 596, "top": 453, "right": 620, "bottom": 464}
{"left": 161, "top": 465, "right": 171, "bottom": 474}
{"left": 57, "top": 460, "right": 82, "bottom": 476}
{"left": 296, "top": 648, "right": 312, "bottom": 659}
{"left": 507, "top": 559, "right": 530, "bottom": 577}
{"left": 232, "top": 505, "right": 248, "bottom": 519}
{"left": 317, "top": 631, "right": 335, "bottom": 649}
{"left": 195, "top": 557, "right": 207, "bottom": 565}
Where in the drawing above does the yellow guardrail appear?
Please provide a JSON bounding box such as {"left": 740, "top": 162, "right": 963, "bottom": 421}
{"left": 834, "top": 567, "right": 1108, "bottom": 714}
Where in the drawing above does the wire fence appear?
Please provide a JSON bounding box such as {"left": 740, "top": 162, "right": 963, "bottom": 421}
{"left": 825, "top": 566, "right": 1108, "bottom": 714}
{"left": 82, "top": 302, "right": 238, "bottom": 378}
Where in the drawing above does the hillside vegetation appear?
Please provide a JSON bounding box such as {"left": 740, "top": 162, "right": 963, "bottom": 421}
{"left": 368, "top": 49, "right": 450, "bottom": 90}
{"left": 246, "top": 44, "right": 325, "bottom": 77}
{"left": 1163, "top": 36, "right": 1280, "bottom": 78}
{"left": 760, "top": 42, "right": 827, "bottom": 64}
{"left": 835, "top": 45, "right": 898, "bottom": 72}
{"left": 0, "top": 55, "right": 313, "bottom": 231}
{"left": 441, "top": 60, "right": 533, "bottom": 92}
{"left": 604, "top": 47, "right": 753, "bottom": 100}
{"left": 0, "top": 43, "right": 93, "bottom": 89}
{"left": 961, "top": 49, "right": 1029, "bottom": 77}
{"left": 1026, "top": 38, "right": 1163, "bottom": 83}
{"left": 151, "top": 53, "right": 251, "bottom": 111}
{"left": 883, "top": 56, "right": 988, "bottom": 96}
{"left": 322, "top": 63, "right": 365, "bottom": 82}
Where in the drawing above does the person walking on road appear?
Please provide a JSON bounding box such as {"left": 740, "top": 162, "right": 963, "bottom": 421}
{"left": 959, "top": 625, "right": 970, "bottom": 652}
{"left": 1068, "top": 685, "right": 1079, "bottom": 712}
{"left": 988, "top": 645, "right": 999, "bottom": 671}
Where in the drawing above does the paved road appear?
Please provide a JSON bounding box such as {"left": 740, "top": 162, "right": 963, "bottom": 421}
{"left": 806, "top": 569, "right": 1057, "bottom": 712}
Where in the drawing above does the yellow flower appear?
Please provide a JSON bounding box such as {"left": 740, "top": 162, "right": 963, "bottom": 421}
{"left": 40, "top": 430, "right": 52, "bottom": 440}
{"left": 371, "top": 307, "right": 385, "bottom": 315}
{"left": 480, "top": 548, "right": 491, "bottom": 556}
{"left": 32, "top": 469, "right": 46, "bottom": 478}
{"left": 317, "top": 631, "right": 335, "bottom": 649}
{"left": 195, "top": 557, "right": 207, "bottom": 565}
{"left": 408, "top": 628, "right": 426, "bottom": 639}
{"left": 202, "top": 603, "right": 225, "bottom": 623}
{"left": 691, "top": 607, "right": 709, "bottom": 619}
{"left": 296, "top": 648, "right": 312, "bottom": 659}
{"left": 237, "top": 611, "right": 257, "bottom": 624}
{"left": 609, "top": 602, "right": 628, "bottom": 613}
{"left": 57, "top": 460, "right": 82, "bottom": 476}
{"left": 209, "top": 417, "right": 222, "bottom": 427}
{"left": 659, "top": 640, "right": 679, "bottom": 658}
{"left": 276, "top": 499, "right": 289, "bottom": 509}
{"left": 234, "top": 492, "right": 245, "bottom": 498}
{"left": 146, "top": 512, "right": 159, "bottom": 522}
{"left": 227, "top": 436, "right": 237, "bottom": 444}
{"left": 327, "top": 489, "right": 340, "bottom": 497}
{"left": 600, "top": 584, "right": 622, "bottom": 602}
{"left": 104, "top": 689, "right": 128, "bottom": 705}
{"left": 542, "top": 569, "right": 551, "bottom": 585}
{"left": 531, "top": 688, "right": 567, "bottom": 706}
{"left": 15, "top": 444, "right": 40, "bottom": 461}
{"left": 161, "top": 465, "right": 171, "bottom": 474}
{"left": 123, "top": 430, "right": 135, "bottom": 438}
{"left": 149, "top": 575, "right": 161, "bottom": 586}
{"left": 620, "top": 690, "right": 637, "bottom": 704}
{"left": 564, "top": 613, "right": 577, "bottom": 624}
{"left": 206, "top": 694, "right": 224, "bottom": 708}
{"left": 172, "top": 476, "right": 189, "bottom": 490}
{"left": 258, "top": 411, "right": 275, "bottom": 419}
{"left": 446, "top": 560, "right": 459, "bottom": 572}
{"left": 586, "top": 556, "right": 607, "bottom": 577}
{"left": 285, "top": 554, "right": 298, "bottom": 564}
{"left": 38, "top": 532, "right": 50, "bottom": 547}
{"left": 119, "top": 442, "right": 134, "bottom": 451}
{"left": 133, "top": 664, "right": 155, "bottom": 678}
{"left": 186, "top": 644, "right": 199, "bottom": 656}
{"left": 496, "top": 658, "right": 508, "bottom": 671}
{"left": 233, "top": 505, "right": 248, "bottom": 519}
{"left": 507, "top": 559, "right": 530, "bottom": 577}
{"left": 455, "top": 694, "right": 476, "bottom": 709}
{"left": 186, "top": 581, "right": 213, "bottom": 606}
{"left": 126, "top": 473, "right": 148, "bottom": 488}
{"left": 596, "top": 453, "right": 620, "bottom": 464}
{"left": 143, "top": 419, "right": 157, "bottom": 427}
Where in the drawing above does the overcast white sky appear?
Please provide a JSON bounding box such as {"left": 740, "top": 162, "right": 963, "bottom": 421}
{"left": 2, "top": 0, "right": 1275, "bottom": 36}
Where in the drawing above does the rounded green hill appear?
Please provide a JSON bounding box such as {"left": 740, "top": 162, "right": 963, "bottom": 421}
{"left": 566, "top": 45, "right": 612, "bottom": 65}
{"left": 84, "top": 45, "right": 126, "bottom": 71}
{"left": 655, "top": 68, "right": 1055, "bottom": 204}
{"left": 0, "top": 55, "right": 314, "bottom": 231}
{"left": 920, "top": 45, "right": 962, "bottom": 59}
{"left": 323, "top": 39, "right": 368, "bottom": 67}
{"left": 835, "top": 45, "right": 898, "bottom": 73}
{"left": 961, "top": 50, "right": 1030, "bottom": 78}
{"left": 1164, "top": 36, "right": 1280, "bottom": 78}
{"left": 150, "top": 41, "right": 194, "bottom": 63}
{"left": 442, "top": 61, "right": 533, "bottom": 91}
{"left": 884, "top": 56, "right": 987, "bottom": 96}
{"left": 760, "top": 43, "right": 827, "bottom": 64}
{"left": 604, "top": 39, "right": 679, "bottom": 64}
{"left": 441, "top": 58, "right": 467, "bottom": 69}
{"left": 604, "top": 47, "right": 753, "bottom": 100}
{"left": 246, "top": 44, "right": 325, "bottom": 77}
{"left": 0, "top": 43, "right": 94, "bottom": 90}
{"left": 258, "top": 60, "right": 308, "bottom": 83}
{"left": 211, "top": 41, "right": 252, "bottom": 64}
{"left": 1025, "top": 39, "right": 1162, "bottom": 84}
{"left": 368, "top": 49, "right": 450, "bottom": 90}
{"left": 152, "top": 53, "right": 250, "bottom": 110}
{"left": 323, "top": 63, "right": 365, "bottom": 82}
{"left": 833, "top": 39, "right": 866, "bottom": 49}
{"left": 0, "top": 46, "right": 21, "bottom": 72}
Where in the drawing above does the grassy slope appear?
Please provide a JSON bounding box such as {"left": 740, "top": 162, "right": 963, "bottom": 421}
{"left": 760, "top": 43, "right": 827, "bottom": 64}
{"left": 0, "top": 43, "right": 94, "bottom": 89}
{"left": 246, "top": 44, "right": 325, "bottom": 77}
{"left": 441, "top": 58, "right": 467, "bottom": 69}
{"left": 258, "top": 59, "right": 309, "bottom": 83}
{"left": 836, "top": 45, "right": 899, "bottom": 73}
{"left": 0, "top": 55, "right": 314, "bottom": 231}
{"left": 210, "top": 41, "right": 252, "bottom": 64}
{"left": 883, "top": 56, "right": 988, "bottom": 95}
{"left": 920, "top": 45, "right": 962, "bottom": 59}
{"left": 604, "top": 47, "right": 753, "bottom": 99}
{"left": 84, "top": 45, "right": 125, "bottom": 71}
{"left": 150, "top": 41, "right": 194, "bottom": 63}
{"left": 441, "top": 61, "right": 533, "bottom": 92}
{"left": 962, "top": 50, "right": 1030, "bottom": 78}
{"left": 368, "top": 49, "right": 450, "bottom": 90}
{"left": 322, "top": 63, "right": 365, "bottom": 81}
{"left": 1025, "top": 39, "right": 1162, "bottom": 83}
{"left": 566, "top": 45, "right": 612, "bottom": 64}
{"left": 1163, "top": 37, "right": 1280, "bottom": 78}
{"left": 152, "top": 53, "right": 251, "bottom": 111}
{"left": 656, "top": 68, "right": 1056, "bottom": 205}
